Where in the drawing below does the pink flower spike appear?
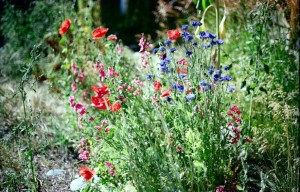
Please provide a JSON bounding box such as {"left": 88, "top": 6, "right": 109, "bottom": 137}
{"left": 102, "top": 120, "right": 108, "bottom": 125}
{"left": 133, "top": 89, "right": 140, "bottom": 95}
{"left": 94, "top": 126, "right": 101, "bottom": 131}
{"left": 109, "top": 169, "right": 116, "bottom": 176}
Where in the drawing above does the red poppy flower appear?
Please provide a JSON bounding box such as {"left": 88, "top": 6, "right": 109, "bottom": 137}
{"left": 160, "top": 89, "right": 171, "bottom": 98}
{"left": 107, "top": 34, "right": 117, "bottom": 41}
{"left": 92, "top": 27, "right": 109, "bottom": 39}
{"left": 91, "top": 96, "right": 110, "bottom": 110}
{"left": 59, "top": 19, "right": 72, "bottom": 35}
{"left": 177, "top": 67, "right": 188, "bottom": 74}
{"left": 91, "top": 84, "right": 109, "bottom": 97}
{"left": 79, "top": 166, "right": 95, "bottom": 181}
{"left": 177, "top": 58, "right": 187, "bottom": 65}
{"left": 167, "top": 29, "right": 181, "bottom": 40}
{"left": 154, "top": 80, "right": 162, "bottom": 92}
{"left": 110, "top": 101, "right": 121, "bottom": 112}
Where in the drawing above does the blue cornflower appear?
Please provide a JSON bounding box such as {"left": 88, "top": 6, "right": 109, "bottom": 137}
{"left": 210, "top": 40, "right": 217, "bottom": 46}
{"left": 184, "top": 34, "right": 194, "bottom": 42}
{"left": 204, "top": 84, "right": 212, "bottom": 91}
{"left": 199, "top": 31, "right": 210, "bottom": 39}
{"left": 192, "top": 41, "right": 198, "bottom": 46}
{"left": 178, "top": 74, "right": 187, "bottom": 78}
{"left": 227, "top": 86, "right": 235, "bottom": 93}
{"left": 215, "top": 70, "right": 222, "bottom": 75}
{"left": 209, "top": 33, "right": 217, "bottom": 39}
{"left": 177, "top": 85, "right": 184, "bottom": 92}
{"left": 146, "top": 74, "right": 153, "bottom": 79}
{"left": 166, "top": 97, "right": 172, "bottom": 102}
{"left": 208, "top": 69, "right": 214, "bottom": 75}
{"left": 182, "top": 25, "right": 188, "bottom": 31}
{"left": 223, "top": 76, "right": 232, "bottom": 81}
{"left": 186, "top": 93, "right": 195, "bottom": 100}
{"left": 172, "top": 84, "right": 177, "bottom": 89}
{"left": 224, "top": 65, "right": 230, "bottom": 70}
{"left": 159, "top": 46, "right": 166, "bottom": 52}
{"left": 216, "top": 39, "right": 224, "bottom": 45}
{"left": 169, "top": 48, "right": 176, "bottom": 53}
{"left": 164, "top": 39, "right": 172, "bottom": 46}
{"left": 191, "top": 21, "right": 202, "bottom": 27}
{"left": 199, "top": 80, "right": 207, "bottom": 86}
{"left": 153, "top": 48, "right": 159, "bottom": 54}
{"left": 181, "top": 31, "right": 189, "bottom": 37}
{"left": 185, "top": 50, "right": 193, "bottom": 56}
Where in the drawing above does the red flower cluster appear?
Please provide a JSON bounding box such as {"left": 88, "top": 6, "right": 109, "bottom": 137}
{"left": 59, "top": 19, "right": 72, "bottom": 35}
{"left": 153, "top": 80, "right": 162, "bottom": 92}
{"left": 91, "top": 84, "right": 121, "bottom": 112}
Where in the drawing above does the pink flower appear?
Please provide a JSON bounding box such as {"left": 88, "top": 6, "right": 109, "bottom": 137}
{"left": 107, "top": 34, "right": 117, "bottom": 41}
{"left": 105, "top": 162, "right": 112, "bottom": 168}
{"left": 109, "top": 169, "right": 116, "bottom": 176}
{"left": 102, "top": 120, "right": 108, "bottom": 125}
{"left": 244, "top": 136, "right": 252, "bottom": 143}
{"left": 138, "top": 33, "right": 153, "bottom": 52}
{"left": 94, "top": 126, "right": 101, "bottom": 131}
{"left": 133, "top": 89, "right": 140, "bottom": 95}
{"left": 79, "top": 107, "right": 87, "bottom": 116}
{"left": 160, "top": 89, "right": 172, "bottom": 98}
{"left": 127, "top": 86, "right": 133, "bottom": 92}
{"left": 167, "top": 29, "right": 181, "bottom": 40}
{"left": 81, "top": 138, "right": 86, "bottom": 145}
{"left": 71, "top": 82, "right": 77, "bottom": 93}
{"left": 105, "top": 127, "right": 110, "bottom": 132}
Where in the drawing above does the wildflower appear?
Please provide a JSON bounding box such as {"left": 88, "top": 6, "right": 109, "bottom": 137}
{"left": 182, "top": 25, "right": 188, "bottom": 31}
{"left": 91, "top": 96, "right": 110, "bottom": 110}
{"left": 167, "top": 29, "right": 181, "bottom": 40}
{"left": 191, "top": 21, "right": 202, "bottom": 27}
{"left": 146, "top": 74, "right": 153, "bottom": 79}
{"left": 107, "top": 34, "right": 117, "bottom": 41}
{"left": 185, "top": 50, "right": 193, "bottom": 56}
{"left": 216, "top": 185, "right": 226, "bottom": 192}
{"left": 176, "top": 146, "right": 184, "bottom": 153}
{"left": 192, "top": 41, "right": 198, "bottom": 46}
{"left": 81, "top": 138, "right": 86, "bottom": 145}
{"left": 154, "top": 80, "right": 162, "bottom": 92}
{"left": 105, "top": 162, "right": 112, "bottom": 168}
{"left": 94, "top": 126, "right": 101, "bottom": 131}
{"left": 177, "top": 67, "right": 188, "bottom": 74}
{"left": 178, "top": 74, "right": 187, "bottom": 79}
{"left": 92, "top": 27, "right": 109, "bottom": 39}
{"left": 102, "top": 120, "right": 108, "bottom": 125}
{"left": 199, "top": 31, "right": 210, "bottom": 39}
{"left": 184, "top": 34, "right": 193, "bottom": 42}
{"left": 244, "top": 136, "right": 252, "bottom": 143}
{"left": 109, "top": 169, "right": 116, "bottom": 176}
{"left": 108, "top": 67, "right": 119, "bottom": 77}
{"left": 164, "top": 39, "right": 172, "bottom": 46}
{"left": 79, "top": 107, "right": 87, "bottom": 116}
{"left": 177, "top": 85, "right": 184, "bottom": 92}
{"left": 177, "top": 58, "right": 187, "bottom": 65}
{"left": 110, "top": 101, "right": 121, "bottom": 112}
{"left": 224, "top": 65, "right": 230, "bottom": 70}
{"left": 138, "top": 33, "right": 153, "bottom": 52}
{"left": 105, "top": 127, "right": 110, "bottom": 132}
{"left": 153, "top": 48, "right": 159, "bottom": 54}
{"left": 160, "top": 89, "right": 171, "bottom": 98}
{"left": 59, "top": 19, "right": 72, "bottom": 35}
{"left": 91, "top": 84, "right": 109, "bottom": 97}
{"left": 159, "top": 46, "right": 166, "bottom": 52}
{"left": 71, "top": 82, "right": 77, "bottom": 93}
{"left": 216, "top": 39, "right": 224, "bottom": 45}
{"left": 186, "top": 93, "right": 195, "bottom": 100}
{"left": 209, "top": 33, "right": 217, "bottom": 39}
{"left": 227, "top": 86, "right": 235, "bottom": 93}
{"left": 166, "top": 97, "right": 172, "bottom": 102}
{"left": 79, "top": 166, "right": 96, "bottom": 181}
{"left": 199, "top": 81, "right": 207, "bottom": 86}
{"left": 133, "top": 89, "right": 140, "bottom": 95}
{"left": 167, "top": 48, "right": 176, "bottom": 54}
{"left": 223, "top": 76, "right": 232, "bottom": 81}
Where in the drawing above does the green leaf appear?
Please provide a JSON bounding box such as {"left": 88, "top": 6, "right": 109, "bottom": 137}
{"left": 236, "top": 184, "right": 243, "bottom": 191}
{"left": 263, "top": 64, "right": 270, "bottom": 74}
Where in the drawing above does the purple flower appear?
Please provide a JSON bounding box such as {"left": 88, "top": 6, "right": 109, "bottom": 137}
{"left": 178, "top": 74, "right": 187, "bottom": 78}
{"left": 153, "top": 48, "right": 159, "bottom": 54}
{"left": 208, "top": 69, "right": 214, "bottom": 75}
{"left": 191, "top": 21, "right": 202, "bottom": 26}
{"left": 216, "top": 39, "right": 224, "bottom": 45}
{"left": 182, "top": 25, "right": 188, "bottom": 31}
{"left": 166, "top": 97, "right": 172, "bottom": 102}
{"left": 177, "top": 85, "right": 184, "bottom": 92}
{"left": 209, "top": 33, "right": 217, "bottom": 39}
{"left": 199, "top": 80, "right": 207, "bottom": 86}
{"left": 159, "top": 46, "right": 166, "bottom": 52}
{"left": 199, "top": 31, "right": 210, "bottom": 39}
{"left": 186, "top": 93, "right": 195, "bottom": 100}
{"left": 164, "top": 39, "right": 172, "bottom": 46}
{"left": 146, "top": 74, "right": 153, "bottom": 79}
{"left": 227, "top": 86, "right": 235, "bottom": 92}
{"left": 169, "top": 48, "right": 176, "bottom": 53}
{"left": 224, "top": 65, "right": 230, "bottom": 70}
{"left": 223, "top": 76, "right": 232, "bottom": 81}
{"left": 185, "top": 50, "right": 193, "bottom": 56}
{"left": 184, "top": 34, "right": 194, "bottom": 42}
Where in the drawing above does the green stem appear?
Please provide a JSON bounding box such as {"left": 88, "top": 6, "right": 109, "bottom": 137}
{"left": 216, "top": 0, "right": 220, "bottom": 69}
